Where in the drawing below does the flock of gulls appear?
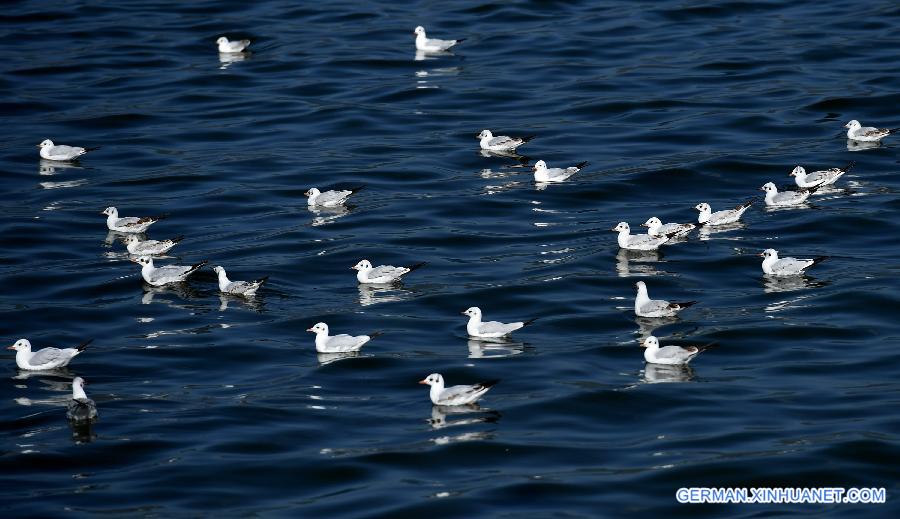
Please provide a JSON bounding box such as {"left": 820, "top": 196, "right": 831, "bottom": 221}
{"left": 13, "top": 27, "right": 900, "bottom": 423}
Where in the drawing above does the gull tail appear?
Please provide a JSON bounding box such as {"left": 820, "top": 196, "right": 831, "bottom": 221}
{"left": 253, "top": 276, "right": 269, "bottom": 286}
{"left": 672, "top": 301, "right": 698, "bottom": 310}
{"left": 696, "top": 342, "right": 718, "bottom": 353}
{"left": 139, "top": 213, "right": 169, "bottom": 224}
{"left": 888, "top": 127, "right": 900, "bottom": 134}
{"left": 406, "top": 262, "right": 427, "bottom": 273}
{"left": 75, "top": 339, "right": 94, "bottom": 352}
{"left": 170, "top": 235, "right": 185, "bottom": 244}
{"left": 83, "top": 146, "right": 102, "bottom": 152}
{"left": 349, "top": 185, "right": 365, "bottom": 194}
{"left": 454, "top": 38, "right": 466, "bottom": 45}
{"left": 185, "top": 260, "right": 209, "bottom": 277}
{"left": 521, "top": 317, "right": 538, "bottom": 328}
{"left": 806, "top": 184, "right": 823, "bottom": 195}
{"left": 842, "top": 160, "right": 856, "bottom": 173}
{"left": 521, "top": 135, "right": 536, "bottom": 143}
{"left": 736, "top": 200, "right": 753, "bottom": 210}
{"left": 476, "top": 379, "right": 500, "bottom": 390}
{"left": 368, "top": 331, "right": 384, "bottom": 339}
{"left": 808, "top": 256, "right": 829, "bottom": 269}
{"left": 574, "top": 161, "right": 589, "bottom": 170}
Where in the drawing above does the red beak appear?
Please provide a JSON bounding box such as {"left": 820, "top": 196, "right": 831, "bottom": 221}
{"left": 7, "top": 345, "right": 16, "bottom": 350}
{"left": 418, "top": 379, "right": 428, "bottom": 385}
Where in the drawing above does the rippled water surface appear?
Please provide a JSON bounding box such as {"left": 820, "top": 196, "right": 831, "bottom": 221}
{"left": 2, "top": 0, "right": 899, "bottom": 516}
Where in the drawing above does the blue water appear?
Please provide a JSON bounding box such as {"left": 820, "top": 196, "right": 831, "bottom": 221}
{"left": 1, "top": 0, "right": 899, "bottom": 516}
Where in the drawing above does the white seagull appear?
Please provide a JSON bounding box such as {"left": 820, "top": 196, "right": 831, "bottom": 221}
{"left": 611, "top": 222, "right": 670, "bottom": 251}
{"left": 102, "top": 207, "right": 166, "bottom": 233}
{"left": 845, "top": 120, "right": 899, "bottom": 142}
{"left": 37, "top": 139, "right": 98, "bottom": 161}
{"left": 132, "top": 256, "right": 207, "bottom": 286}
{"left": 213, "top": 266, "right": 268, "bottom": 296}
{"left": 352, "top": 259, "right": 425, "bottom": 284}
{"left": 414, "top": 26, "right": 463, "bottom": 52}
{"left": 306, "top": 322, "right": 377, "bottom": 353}
{"left": 760, "top": 249, "right": 828, "bottom": 276}
{"left": 634, "top": 281, "right": 697, "bottom": 318}
{"left": 761, "top": 182, "right": 818, "bottom": 207}
{"left": 642, "top": 217, "right": 695, "bottom": 238}
{"left": 790, "top": 162, "right": 853, "bottom": 188}
{"left": 124, "top": 235, "right": 183, "bottom": 256}
{"left": 642, "top": 336, "right": 712, "bottom": 365}
{"left": 66, "top": 377, "right": 98, "bottom": 423}
{"left": 478, "top": 130, "right": 534, "bottom": 152}
{"left": 462, "top": 307, "right": 536, "bottom": 338}
{"left": 305, "top": 187, "right": 360, "bottom": 207}
{"left": 8, "top": 338, "right": 91, "bottom": 371}
{"left": 533, "top": 160, "right": 587, "bottom": 182}
{"left": 694, "top": 201, "right": 752, "bottom": 226}
{"left": 217, "top": 36, "right": 250, "bottom": 53}
{"left": 419, "top": 373, "right": 498, "bottom": 406}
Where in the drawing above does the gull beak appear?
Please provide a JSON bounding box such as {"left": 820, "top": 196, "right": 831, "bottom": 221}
{"left": 350, "top": 266, "right": 357, "bottom": 270}
{"left": 35, "top": 144, "right": 41, "bottom": 148}
{"left": 759, "top": 187, "right": 766, "bottom": 191}
{"left": 303, "top": 191, "right": 310, "bottom": 196}
{"left": 6, "top": 345, "right": 15, "bottom": 350}
{"left": 460, "top": 311, "right": 467, "bottom": 315}
{"left": 305, "top": 328, "right": 314, "bottom": 332}
{"left": 418, "top": 379, "right": 428, "bottom": 385}
{"left": 757, "top": 252, "right": 765, "bottom": 257}
{"left": 609, "top": 227, "right": 618, "bottom": 231}
{"left": 640, "top": 223, "right": 649, "bottom": 227}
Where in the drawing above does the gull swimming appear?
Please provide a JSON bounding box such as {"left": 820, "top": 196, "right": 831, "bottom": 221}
{"left": 634, "top": 281, "right": 697, "bottom": 318}
{"left": 8, "top": 338, "right": 91, "bottom": 371}
{"left": 305, "top": 187, "right": 360, "bottom": 207}
{"left": 102, "top": 207, "right": 166, "bottom": 233}
{"left": 414, "top": 26, "right": 463, "bottom": 52}
{"left": 462, "top": 307, "right": 536, "bottom": 338}
{"left": 533, "top": 160, "right": 587, "bottom": 182}
{"left": 642, "top": 217, "right": 695, "bottom": 238}
{"left": 132, "top": 256, "right": 207, "bottom": 286}
{"left": 37, "top": 139, "right": 98, "bottom": 161}
{"left": 694, "top": 201, "right": 752, "bottom": 226}
{"left": 213, "top": 266, "right": 268, "bottom": 296}
{"left": 845, "top": 120, "right": 898, "bottom": 142}
{"left": 352, "top": 259, "right": 425, "bottom": 284}
{"left": 761, "top": 182, "right": 818, "bottom": 207}
{"left": 760, "top": 248, "right": 828, "bottom": 276}
{"left": 642, "top": 336, "right": 712, "bottom": 365}
{"left": 306, "top": 322, "right": 377, "bottom": 353}
{"left": 790, "top": 162, "right": 853, "bottom": 188}
{"left": 217, "top": 36, "right": 250, "bottom": 53}
{"left": 124, "top": 235, "right": 183, "bottom": 256}
{"left": 612, "top": 222, "right": 671, "bottom": 250}
{"left": 478, "top": 130, "right": 534, "bottom": 152}
{"left": 419, "top": 373, "right": 498, "bottom": 406}
{"left": 66, "top": 377, "right": 98, "bottom": 423}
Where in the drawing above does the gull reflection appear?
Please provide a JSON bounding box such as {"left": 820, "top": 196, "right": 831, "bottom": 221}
{"left": 219, "top": 51, "right": 249, "bottom": 70}
{"left": 69, "top": 421, "right": 97, "bottom": 443}
{"left": 357, "top": 283, "right": 412, "bottom": 307}
{"left": 39, "top": 159, "right": 83, "bottom": 176}
{"left": 12, "top": 367, "right": 74, "bottom": 382}
{"left": 762, "top": 274, "right": 828, "bottom": 294}
{"left": 479, "top": 148, "right": 531, "bottom": 164}
{"left": 104, "top": 230, "right": 146, "bottom": 248}
{"left": 698, "top": 222, "right": 745, "bottom": 241}
{"left": 846, "top": 139, "right": 880, "bottom": 152}
{"left": 428, "top": 404, "right": 501, "bottom": 430}
{"left": 316, "top": 351, "right": 361, "bottom": 365}
{"left": 615, "top": 249, "right": 664, "bottom": 278}
{"left": 218, "top": 293, "right": 265, "bottom": 313}
{"left": 642, "top": 363, "right": 695, "bottom": 384}
{"left": 467, "top": 339, "right": 525, "bottom": 359}
{"left": 634, "top": 316, "right": 679, "bottom": 342}
{"left": 414, "top": 49, "right": 457, "bottom": 61}
{"left": 141, "top": 283, "right": 202, "bottom": 308}
{"left": 308, "top": 205, "right": 351, "bottom": 227}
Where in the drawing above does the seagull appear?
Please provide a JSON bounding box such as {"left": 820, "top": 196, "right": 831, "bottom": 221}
{"left": 694, "top": 201, "right": 752, "bottom": 226}
{"left": 760, "top": 249, "right": 828, "bottom": 276}
{"left": 37, "top": 139, "right": 99, "bottom": 161}
{"left": 532, "top": 160, "right": 587, "bottom": 183}
{"left": 306, "top": 322, "right": 377, "bottom": 353}
{"left": 213, "top": 266, "right": 267, "bottom": 296}
{"left": 477, "top": 130, "right": 534, "bottom": 152}
{"left": 352, "top": 259, "right": 425, "bottom": 284}
{"left": 790, "top": 162, "right": 853, "bottom": 188}
{"left": 642, "top": 336, "right": 712, "bottom": 365}
{"left": 634, "top": 281, "right": 698, "bottom": 318}
{"left": 761, "top": 182, "right": 818, "bottom": 207}
{"left": 305, "top": 187, "right": 360, "bottom": 207}
{"left": 419, "top": 373, "right": 498, "bottom": 406}
{"left": 8, "top": 338, "right": 91, "bottom": 371}
{"left": 217, "top": 36, "right": 250, "bottom": 53}
{"left": 845, "top": 120, "right": 899, "bottom": 142}
{"left": 66, "top": 377, "right": 98, "bottom": 423}
{"left": 102, "top": 207, "right": 166, "bottom": 233}
{"left": 124, "top": 235, "right": 183, "bottom": 256}
{"left": 131, "top": 256, "right": 207, "bottom": 286}
{"left": 462, "top": 307, "right": 536, "bottom": 338}
{"left": 414, "top": 26, "right": 463, "bottom": 52}
{"left": 611, "top": 222, "right": 671, "bottom": 250}
{"left": 641, "top": 217, "right": 695, "bottom": 238}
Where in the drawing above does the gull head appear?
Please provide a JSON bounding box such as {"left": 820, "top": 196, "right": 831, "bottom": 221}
{"left": 759, "top": 248, "right": 779, "bottom": 260}
{"left": 462, "top": 306, "right": 482, "bottom": 318}
{"left": 306, "top": 322, "right": 328, "bottom": 334}
{"left": 414, "top": 26, "right": 425, "bottom": 36}
{"left": 124, "top": 235, "right": 139, "bottom": 244}
{"left": 216, "top": 37, "right": 228, "bottom": 45}
{"left": 101, "top": 206, "right": 117, "bottom": 217}
{"left": 635, "top": 280, "right": 647, "bottom": 290}
{"left": 845, "top": 120, "right": 860, "bottom": 130}
{"left": 761, "top": 182, "right": 777, "bottom": 193}
{"left": 212, "top": 266, "right": 225, "bottom": 276}
{"left": 73, "top": 376, "right": 86, "bottom": 388}
{"left": 642, "top": 217, "right": 661, "bottom": 228}
{"left": 131, "top": 256, "right": 153, "bottom": 267}
{"left": 7, "top": 339, "right": 31, "bottom": 352}
{"left": 477, "top": 130, "right": 493, "bottom": 140}
{"left": 418, "top": 373, "right": 443, "bottom": 386}
{"left": 611, "top": 222, "right": 629, "bottom": 233}
{"left": 790, "top": 166, "right": 805, "bottom": 177}
{"left": 37, "top": 139, "right": 54, "bottom": 149}
{"left": 694, "top": 202, "right": 710, "bottom": 213}
{"left": 641, "top": 336, "right": 659, "bottom": 349}
{"left": 532, "top": 160, "right": 547, "bottom": 172}
{"left": 304, "top": 188, "right": 320, "bottom": 198}
{"left": 351, "top": 259, "right": 372, "bottom": 271}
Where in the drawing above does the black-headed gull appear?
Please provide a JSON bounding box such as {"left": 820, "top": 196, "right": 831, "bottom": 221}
{"left": 37, "top": 139, "right": 98, "bottom": 161}
{"left": 790, "top": 162, "right": 853, "bottom": 188}
{"left": 641, "top": 217, "right": 695, "bottom": 238}
{"left": 414, "top": 26, "right": 463, "bottom": 52}
{"left": 634, "top": 281, "right": 697, "bottom": 318}
{"left": 217, "top": 36, "right": 250, "bottom": 53}
{"left": 124, "top": 235, "right": 183, "bottom": 256}
{"left": 352, "top": 259, "right": 425, "bottom": 284}
{"left": 533, "top": 160, "right": 587, "bottom": 183}
{"left": 694, "top": 201, "right": 752, "bottom": 226}
{"left": 611, "top": 222, "right": 671, "bottom": 250}
{"left": 306, "top": 322, "right": 377, "bottom": 353}
{"left": 462, "top": 307, "right": 536, "bottom": 338}
{"left": 132, "top": 256, "right": 207, "bottom": 286}
{"left": 845, "top": 120, "right": 898, "bottom": 142}
{"left": 213, "top": 266, "right": 267, "bottom": 296}
{"left": 761, "top": 182, "right": 818, "bottom": 207}
{"left": 66, "top": 377, "right": 98, "bottom": 423}
{"left": 305, "top": 187, "right": 360, "bottom": 207}
{"left": 760, "top": 249, "right": 827, "bottom": 276}
{"left": 478, "top": 130, "right": 534, "bottom": 152}
{"left": 8, "top": 338, "right": 91, "bottom": 370}
{"left": 642, "top": 336, "right": 712, "bottom": 365}
{"left": 102, "top": 206, "right": 166, "bottom": 233}
{"left": 419, "top": 373, "right": 498, "bottom": 406}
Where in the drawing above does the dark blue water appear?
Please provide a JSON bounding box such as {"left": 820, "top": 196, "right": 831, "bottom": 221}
{"left": 2, "top": 0, "right": 899, "bottom": 516}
